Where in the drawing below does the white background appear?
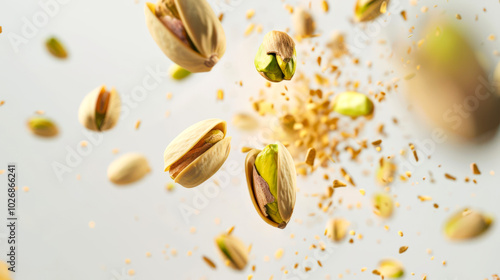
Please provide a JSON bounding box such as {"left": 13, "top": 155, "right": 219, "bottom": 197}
{"left": 1, "top": 0, "right": 500, "bottom": 279}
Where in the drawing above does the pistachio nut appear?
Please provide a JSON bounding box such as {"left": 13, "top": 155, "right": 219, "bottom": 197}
{"left": 378, "top": 259, "right": 404, "bottom": 278}
{"left": 354, "top": 0, "right": 389, "bottom": 22}
{"left": 45, "top": 37, "right": 68, "bottom": 59}
{"left": 169, "top": 64, "right": 191, "bottom": 80}
{"left": 0, "top": 261, "right": 12, "bottom": 280}
{"left": 372, "top": 193, "right": 393, "bottom": 218}
{"left": 244, "top": 142, "right": 297, "bottom": 229}
{"left": 325, "top": 218, "right": 349, "bottom": 242}
{"left": 444, "top": 208, "right": 493, "bottom": 241}
{"left": 107, "top": 153, "right": 151, "bottom": 185}
{"left": 376, "top": 159, "right": 396, "bottom": 186}
{"left": 27, "top": 116, "right": 58, "bottom": 137}
{"left": 215, "top": 233, "right": 248, "bottom": 270}
{"left": 332, "top": 91, "right": 374, "bottom": 117}
{"left": 254, "top": 31, "right": 297, "bottom": 83}
{"left": 232, "top": 113, "right": 259, "bottom": 131}
{"left": 78, "top": 86, "right": 121, "bottom": 132}
{"left": 292, "top": 8, "right": 315, "bottom": 38}
{"left": 164, "top": 119, "right": 231, "bottom": 188}
{"left": 145, "top": 0, "right": 226, "bottom": 73}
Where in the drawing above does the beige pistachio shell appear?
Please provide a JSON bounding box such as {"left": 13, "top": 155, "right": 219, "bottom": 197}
{"left": 107, "top": 153, "right": 151, "bottom": 185}
{"left": 244, "top": 142, "right": 297, "bottom": 228}
{"left": 215, "top": 233, "right": 248, "bottom": 270}
{"left": 163, "top": 119, "right": 230, "bottom": 188}
{"left": 144, "top": 0, "right": 226, "bottom": 73}
{"left": 292, "top": 8, "right": 315, "bottom": 38}
{"left": 78, "top": 86, "right": 121, "bottom": 132}
{"left": 355, "top": 0, "right": 389, "bottom": 22}
{"left": 325, "top": 218, "right": 349, "bottom": 242}
{"left": 444, "top": 209, "right": 493, "bottom": 241}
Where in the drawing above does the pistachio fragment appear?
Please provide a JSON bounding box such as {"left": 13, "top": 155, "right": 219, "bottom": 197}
{"left": 215, "top": 233, "right": 248, "bottom": 270}
{"left": 254, "top": 31, "right": 297, "bottom": 83}
{"left": 45, "top": 37, "right": 68, "bottom": 59}
{"left": 332, "top": 91, "right": 374, "bottom": 117}
{"left": 325, "top": 218, "right": 349, "bottom": 242}
{"left": 169, "top": 64, "right": 191, "bottom": 80}
{"left": 0, "top": 261, "right": 12, "bottom": 280}
{"left": 27, "top": 116, "right": 59, "bottom": 137}
{"left": 372, "top": 193, "right": 393, "bottom": 218}
{"left": 107, "top": 153, "right": 151, "bottom": 185}
{"left": 292, "top": 8, "right": 315, "bottom": 38}
{"left": 378, "top": 259, "right": 404, "bottom": 278}
{"left": 78, "top": 86, "right": 121, "bottom": 132}
{"left": 354, "top": 0, "right": 390, "bottom": 22}
{"left": 164, "top": 119, "right": 231, "bottom": 188}
{"left": 145, "top": 0, "right": 226, "bottom": 72}
{"left": 376, "top": 159, "right": 396, "bottom": 186}
{"left": 444, "top": 208, "right": 493, "bottom": 241}
{"left": 245, "top": 142, "right": 297, "bottom": 229}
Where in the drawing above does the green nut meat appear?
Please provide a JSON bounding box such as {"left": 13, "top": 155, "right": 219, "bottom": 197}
{"left": 254, "top": 31, "right": 296, "bottom": 83}
{"left": 27, "top": 116, "right": 59, "bottom": 137}
{"left": 215, "top": 233, "right": 248, "bottom": 270}
{"left": 332, "top": 91, "right": 374, "bottom": 117}
{"left": 169, "top": 64, "right": 191, "bottom": 80}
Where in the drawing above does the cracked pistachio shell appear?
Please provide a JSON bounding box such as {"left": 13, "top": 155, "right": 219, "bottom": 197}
{"left": 107, "top": 153, "right": 151, "bottom": 185}
{"left": 144, "top": 0, "right": 226, "bottom": 73}
{"left": 78, "top": 86, "right": 121, "bottom": 132}
{"left": 244, "top": 142, "right": 297, "bottom": 229}
{"left": 378, "top": 259, "right": 404, "bottom": 278}
{"left": 163, "top": 119, "right": 231, "bottom": 188}
{"left": 444, "top": 209, "right": 493, "bottom": 241}
{"left": 27, "top": 116, "right": 58, "bottom": 137}
{"left": 372, "top": 193, "right": 393, "bottom": 218}
{"left": 292, "top": 8, "right": 315, "bottom": 38}
{"left": 215, "top": 233, "right": 248, "bottom": 270}
{"left": 332, "top": 91, "right": 374, "bottom": 117}
{"left": 325, "top": 218, "right": 349, "bottom": 242}
{"left": 354, "top": 0, "right": 389, "bottom": 22}
{"left": 254, "top": 31, "right": 296, "bottom": 83}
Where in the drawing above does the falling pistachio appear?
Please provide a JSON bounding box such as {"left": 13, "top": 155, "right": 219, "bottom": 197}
{"left": 376, "top": 159, "right": 397, "bottom": 186}
{"left": 325, "top": 218, "right": 349, "bottom": 242}
{"left": 169, "top": 64, "right": 191, "bottom": 80}
{"left": 215, "top": 233, "right": 248, "bottom": 270}
{"left": 354, "top": 0, "right": 389, "bottom": 22}
{"left": 254, "top": 31, "right": 296, "bottom": 83}
{"left": 292, "top": 8, "right": 315, "bottom": 38}
{"left": 107, "top": 153, "right": 151, "bottom": 185}
{"left": 332, "top": 91, "right": 374, "bottom": 117}
{"left": 45, "top": 37, "right": 68, "bottom": 59}
{"left": 27, "top": 116, "right": 59, "bottom": 137}
{"left": 378, "top": 259, "right": 404, "bottom": 278}
{"left": 372, "top": 193, "right": 393, "bottom": 218}
{"left": 444, "top": 208, "right": 493, "bottom": 241}
{"left": 78, "top": 86, "right": 121, "bottom": 132}
{"left": 145, "top": 0, "right": 226, "bottom": 72}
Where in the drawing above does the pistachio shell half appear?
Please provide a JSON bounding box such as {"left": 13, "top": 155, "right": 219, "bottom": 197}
{"left": 215, "top": 233, "right": 248, "bottom": 270}
{"left": 27, "top": 116, "right": 59, "bottom": 137}
{"left": 444, "top": 208, "right": 493, "bottom": 241}
{"left": 78, "top": 86, "right": 121, "bottom": 132}
{"left": 254, "top": 31, "right": 297, "bottom": 83}
{"left": 325, "top": 218, "right": 349, "bottom": 242}
{"left": 244, "top": 142, "right": 297, "bottom": 229}
{"left": 332, "top": 91, "right": 374, "bottom": 117}
{"left": 372, "top": 193, "right": 393, "bottom": 218}
{"left": 164, "top": 119, "right": 231, "bottom": 188}
{"left": 378, "top": 259, "right": 404, "bottom": 278}
{"left": 145, "top": 0, "right": 226, "bottom": 73}
{"left": 354, "top": 0, "right": 389, "bottom": 22}
{"left": 107, "top": 153, "right": 151, "bottom": 185}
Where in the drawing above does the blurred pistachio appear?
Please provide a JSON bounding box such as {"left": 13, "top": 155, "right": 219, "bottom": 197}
{"left": 78, "top": 86, "right": 121, "bottom": 132}
{"left": 107, "top": 153, "right": 151, "bottom": 185}
{"left": 372, "top": 193, "right": 393, "bottom": 218}
{"left": 378, "top": 259, "right": 404, "bottom": 278}
{"left": 444, "top": 208, "right": 492, "bottom": 241}
{"left": 169, "top": 64, "right": 191, "bottom": 80}
{"left": 292, "top": 8, "right": 315, "bottom": 38}
{"left": 27, "top": 116, "right": 58, "bottom": 137}
{"left": 232, "top": 113, "right": 259, "bottom": 131}
{"left": 45, "top": 37, "right": 68, "bottom": 59}
{"left": 255, "top": 31, "right": 296, "bottom": 83}
{"left": 145, "top": 0, "right": 226, "bottom": 73}
{"left": 332, "top": 91, "right": 374, "bottom": 117}
{"left": 0, "top": 260, "right": 12, "bottom": 280}
{"left": 376, "top": 159, "right": 396, "bottom": 186}
{"left": 325, "top": 218, "right": 349, "bottom": 242}
{"left": 215, "top": 233, "right": 248, "bottom": 270}
{"left": 354, "top": 0, "right": 389, "bottom": 22}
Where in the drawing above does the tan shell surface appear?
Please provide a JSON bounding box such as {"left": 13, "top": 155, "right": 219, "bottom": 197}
{"left": 262, "top": 31, "right": 295, "bottom": 62}
{"left": 355, "top": 0, "right": 389, "bottom": 22}
{"left": 216, "top": 234, "right": 248, "bottom": 270}
{"left": 276, "top": 142, "right": 297, "bottom": 223}
{"left": 144, "top": 0, "right": 225, "bottom": 73}
{"left": 164, "top": 119, "right": 227, "bottom": 171}
{"left": 107, "top": 153, "right": 151, "bottom": 185}
{"left": 175, "top": 136, "right": 231, "bottom": 188}
{"left": 78, "top": 86, "right": 121, "bottom": 132}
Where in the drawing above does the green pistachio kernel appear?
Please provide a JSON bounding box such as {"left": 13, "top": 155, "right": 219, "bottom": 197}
{"left": 333, "top": 91, "right": 374, "bottom": 117}
{"left": 169, "top": 64, "right": 191, "bottom": 80}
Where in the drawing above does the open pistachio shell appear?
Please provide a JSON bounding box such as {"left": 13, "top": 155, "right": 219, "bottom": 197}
{"left": 78, "top": 86, "right": 121, "bottom": 132}
{"left": 244, "top": 142, "right": 297, "bottom": 229}
{"left": 215, "top": 233, "right": 248, "bottom": 270}
{"left": 144, "top": 0, "right": 226, "bottom": 73}
{"left": 107, "top": 153, "right": 151, "bottom": 185}
{"left": 444, "top": 209, "right": 493, "bottom": 241}
{"left": 354, "top": 0, "right": 389, "bottom": 22}
{"left": 163, "top": 119, "right": 231, "bottom": 188}
{"left": 325, "top": 218, "right": 349, "bottom": 242}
